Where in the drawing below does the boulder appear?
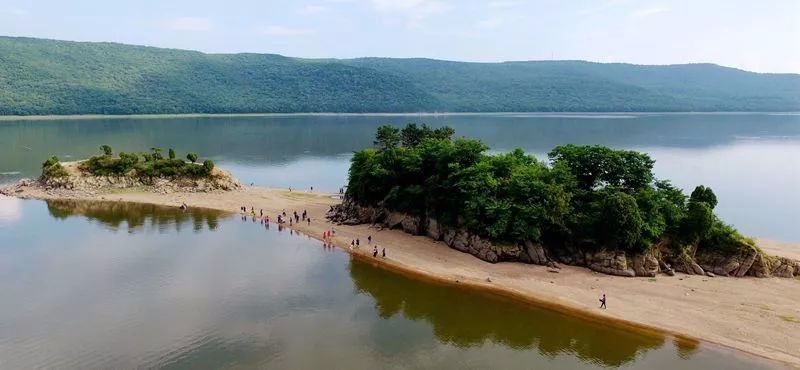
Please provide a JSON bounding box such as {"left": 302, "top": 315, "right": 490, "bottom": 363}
{"left": 586, "top": 250, "right": 636, "bottom": 277}
{"left": 523, "top": 241, "right": 549, "bottom": 265}
{"left": 400, "top": 215, "right": 421, "bottom": 235}
{"left": 386, "top": 212, "right": 406, "bottom": 229}
{"left": 773, "top": 258, "right": 800, "bottom": 278}
{"left": 426, "top": 217, "right": 441, "bottom": 240}
{"left": 631, "top": 251, "right": 660, "bottom": 277}
{"left": 494, "top": 243, "right": 526, "bottom": 262}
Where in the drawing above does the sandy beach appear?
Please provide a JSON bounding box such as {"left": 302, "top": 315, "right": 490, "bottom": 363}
{"left": 7, "top": 185, "right": 800, "bottom": 368}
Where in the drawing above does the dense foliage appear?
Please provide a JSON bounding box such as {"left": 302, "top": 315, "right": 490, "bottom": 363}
{"left": 41, "top": 156, "right": 68, "bottom": 179}
{"left": 1, "top": 37, "right": 798, "bottom": 115}
{"left": 347, "top": 124, "right": 752, "bottom": 254}
{"left": 79, "top": 146, "right": 215, "bottom": 178}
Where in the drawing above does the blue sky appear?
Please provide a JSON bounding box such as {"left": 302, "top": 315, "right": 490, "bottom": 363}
{"left": 1, "top": 0, "right": 798, "bottom": 73}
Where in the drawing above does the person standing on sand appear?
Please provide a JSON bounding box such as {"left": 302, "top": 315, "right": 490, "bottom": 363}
{"left": 600, "top": 294, "right": 607, "bottom": 309}
{"left": 373, "top": 246, "right": 378, "bottom": 258}
{"left": 356, "top": 239, "right": 360, "bottom": 248}
{"left": 307, "top": 217, "right": 311, "bottom": 225}
{"left": 382, "top": 248, "right": 386, "bottom": 258}
{"left": 367, "top": 235, "right": 372, "bottom": 244}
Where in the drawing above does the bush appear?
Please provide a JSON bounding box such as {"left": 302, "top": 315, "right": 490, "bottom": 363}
{"left": 77, "top": 145, "right": 214, "bottom": 179}
{"left": 41, "top": 156, "right": 68, "bottom": 179}
{"left": 186, "top": 153, "right": 198, "bottom": 163}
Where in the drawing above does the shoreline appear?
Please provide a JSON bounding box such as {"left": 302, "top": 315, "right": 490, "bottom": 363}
{"left": 1, "top": 111, "right": 798, "bottom": 122}
{"left": 3, "top": 184, "right": 800, "bottom": 368}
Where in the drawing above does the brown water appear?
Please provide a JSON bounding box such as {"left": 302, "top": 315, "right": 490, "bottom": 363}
{"left": 0, "top": 197, "right": 779, "bottom": 369}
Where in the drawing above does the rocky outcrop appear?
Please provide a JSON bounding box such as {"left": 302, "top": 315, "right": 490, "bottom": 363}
{"left": 326, "top": 199, "right": 800, "bottom": 279}
{"left": 585, "top": 250, "right": 636, "bottom": 277}
{"left": 2, "top": 162, "right": 241, "bottom": 198}
{"left": 631, "top": 250, "right": 661, "bottom": 277}
{"left": 770, "top": 257, "right": 800, "bottom": 278}
{"left": 33, "top": 161, "right": 241, "bottom": 194}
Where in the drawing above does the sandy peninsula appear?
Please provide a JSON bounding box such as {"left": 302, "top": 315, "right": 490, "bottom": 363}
{"left": 4, "top": 183, "right": 800, "bottom": 368}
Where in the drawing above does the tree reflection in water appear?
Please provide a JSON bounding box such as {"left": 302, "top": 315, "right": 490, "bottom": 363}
{"left": 46, "top": 199, "right": 226, "bottom": 233}
{"left": 349, "top": 258, "right": 670, "bottom": 368}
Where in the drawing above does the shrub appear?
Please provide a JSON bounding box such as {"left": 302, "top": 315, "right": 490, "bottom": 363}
{"left": 168, "top": 148, "right": 176, "bottom": 160}
{"left": 41, "top": 156, "right": 68, "bottom": 178}
{"left": 186, "top": 153, "right": 198, "bottom": 163}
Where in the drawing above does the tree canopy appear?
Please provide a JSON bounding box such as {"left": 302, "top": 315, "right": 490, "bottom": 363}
{"left": 346, "top": 124, "right": 751, "bottom": 255}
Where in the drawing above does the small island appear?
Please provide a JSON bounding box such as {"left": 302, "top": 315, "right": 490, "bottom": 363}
{"left": 330, "top": 124, "right": 800, "bottom": 279}
{"left": 32, "top": 145, "right": 240, "bottom": 195}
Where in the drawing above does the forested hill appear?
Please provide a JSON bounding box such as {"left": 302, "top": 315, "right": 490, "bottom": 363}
{"left": 1, "top": 36, "right": 799, "bottom": 115}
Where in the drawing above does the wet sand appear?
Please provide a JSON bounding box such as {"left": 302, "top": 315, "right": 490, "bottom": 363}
{"left": 7, "top": 185, "right": 800, "bottom": 368}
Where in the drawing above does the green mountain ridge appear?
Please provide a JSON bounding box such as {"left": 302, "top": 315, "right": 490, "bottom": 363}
{"left": 1, "top": 36, "right": 798, "bottom": 115}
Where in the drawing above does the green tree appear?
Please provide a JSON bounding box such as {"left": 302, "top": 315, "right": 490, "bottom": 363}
{"left": 682, "top": 200, "right": 714, "bottom": 243}
{"left": 186, "top": 153, "right": 198, "bottom": 163}
{"left": 100, "top": 145, "right": 113, "bottom": 156}
{"left": 597, "top": 190, "right": 645, "bottom": 252}
{"left": 690, "top": 185, "right": 718, "bottom": 209}
{"left": 151, "top": 148, "right": 163, "bottom": 161}
{"left": 374, "top": 125, "right": 401, "bottom": 150}
{"left": 202, "top": 160, "right": 215, "bottom": 173}
{"left": 168, "top": 148, "right": 176, "bottom": 160}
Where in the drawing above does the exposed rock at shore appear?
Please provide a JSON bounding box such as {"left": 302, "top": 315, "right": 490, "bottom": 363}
{"left": 1, "top": 161, "right": 241, "bottom": 198}
{"left": 327, "top": 199, "right": 800, "bottom": 279}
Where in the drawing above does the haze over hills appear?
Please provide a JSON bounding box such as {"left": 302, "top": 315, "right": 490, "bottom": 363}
{"left": 1, "top": 36, "right": 798, "bottom": 115}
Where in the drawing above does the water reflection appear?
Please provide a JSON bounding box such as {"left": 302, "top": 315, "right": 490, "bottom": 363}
{"left": 350, "top": 258, "right": 665, "bottom": 367}
{"left": 45, "top": 200, "right": 226, "bottom": 233}
{"left": 0, "top": 199, "right": 776, "bottom": 369}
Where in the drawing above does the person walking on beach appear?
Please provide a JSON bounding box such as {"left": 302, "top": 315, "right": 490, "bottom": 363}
{"left": 373, "top": 246, "right": 378, "bottom": 258}
{"left": 307, "top": 217, "right": 311, "bottom": 225}
{"left": 382, "top": 248, "right": 386, "bottom": 258}
{"left": 367, "top": 235, "right": 372, "bottom": 244}
{"left": 356, "top": 239, "right": 360, "bottom": 248}
{"left": 599, "top": 294, "right": 607, "bottom": 309}
{"left": 351, "top": 240, "right": 355, "bottom": 249}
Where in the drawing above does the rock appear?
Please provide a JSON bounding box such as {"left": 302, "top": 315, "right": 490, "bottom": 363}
{"left": 705, "top": 271, "right": 715, "bottom": 277}
{"left": 400, "top": 214, "right": 421, "bottom": 235}
{"left": 426, "top": 217, "right": 441, "bottom": 240}
{"left": 523, "top": 241, "right": 549, "bottom": 265}
{"left": 386, "top": 212, "right": 406, "bottom": 229}
{"left": 631, "top": 250, "right": 660, "bottom": 277}
{"left": 586, "top": 250, "right": 636, "bottom": 277}
{"left": 664, "top": 268, "right": 675, "bottom": 276}
{"left": 769, "top": 257, "right": 796, "bottom": 278}
{"left": 747, "top": 252, "right": 771, "bottom": 278}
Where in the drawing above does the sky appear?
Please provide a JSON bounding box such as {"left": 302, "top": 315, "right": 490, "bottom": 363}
{"left": 0, "top": 0, "right": 798, "bottom": 73}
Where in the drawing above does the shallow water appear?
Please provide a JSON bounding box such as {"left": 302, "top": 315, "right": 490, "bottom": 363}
{"left": 0, "top": 197, "right": 777, "bottom": 369}
{"left": 1, "top": 113, "right": 798, "bottom": 241}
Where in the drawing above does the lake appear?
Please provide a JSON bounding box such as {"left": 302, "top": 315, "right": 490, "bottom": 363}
{"left": 0, "top": 197, "right": 775, "bottom": 369}
{"left": 1, "top": 113, "right": 798, "bottom": 242}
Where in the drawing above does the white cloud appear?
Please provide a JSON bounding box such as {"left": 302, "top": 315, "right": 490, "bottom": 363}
{"left": 631, "top": 7, "right": 668, "bottom": 18}
{"left": 10, "top": 8, "right": 28, "bottom": 16}
{"left": 369, "top": 0, "right": 451, "bottom": 27}
{"left": 488, "top": 1, "right": 520, "bottom": 8}
{"left": 159, "top": 17, "right": 213, "bottom": 31}
{"left": 259, "top": 25, "right": 316, "bottom": 36}
{"left": 297, "top": 5, "right": 328, "bottom": 14}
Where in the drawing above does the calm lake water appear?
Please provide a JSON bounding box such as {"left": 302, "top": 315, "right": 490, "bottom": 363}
{"left": 0, "top": 197, "right": 776, "bottom": 369}
{"left": 1, "top": 113, "right": 798, "bottom": 242}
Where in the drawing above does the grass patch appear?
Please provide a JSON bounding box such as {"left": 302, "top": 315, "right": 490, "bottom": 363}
{"left": 779, "top": 315, "right": 800, "bottom": 324}
{"left": 648, "top": 278, "right": 657, "bottom": 282}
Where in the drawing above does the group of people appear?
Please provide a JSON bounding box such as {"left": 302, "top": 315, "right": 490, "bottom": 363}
{"left": 240, "top": 204, "right": 389, "bottom": 260}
